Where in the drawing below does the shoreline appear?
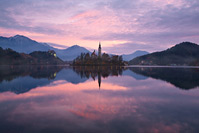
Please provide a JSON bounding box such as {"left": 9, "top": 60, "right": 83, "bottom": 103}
{"left": 127, "top": 65, "right": 199, "bottom": 68}
{"left": 1, "top": 64, "right": 199, "bottom": 68}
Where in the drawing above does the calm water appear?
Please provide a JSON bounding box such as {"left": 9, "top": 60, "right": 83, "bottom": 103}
{"left": 0, "top": 66, "right": 199, "bottom": 133}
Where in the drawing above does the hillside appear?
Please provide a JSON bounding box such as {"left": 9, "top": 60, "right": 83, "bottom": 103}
{"left": 0, "top": 35, "right": 91, "bottom": 61}
{"left": 0, "top": 47, "right": 64, "bottom": 65}
{"left": 29, "top": 51, "right": 64, "bottom": 65}
{"left": 129, "top": 42, "right": 199, "bottom": 66}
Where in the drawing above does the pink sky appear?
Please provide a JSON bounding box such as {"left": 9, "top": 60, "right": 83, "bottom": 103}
{"left": 0, "top": 0, "right": 199, "bottom": 54}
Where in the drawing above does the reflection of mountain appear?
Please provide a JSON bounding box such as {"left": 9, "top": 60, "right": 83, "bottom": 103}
{"left": 2, "top": 66, "right": 199, "bottom": 94}
{"left": 130, "top": 67, "right": 199, "bottom": 90}
{"left": 0, "top": 76, "right": 52, "bottom": 94}
{"left": 0, "top": 67, "right": 90, "bottom": 94}
{"left": 123, "top": 69, "right": 148, "bottom": 80}
{"left": 0, "top": 66, "right": 125, "bottom": 94}
{"left": 55, "top": 69, "right": 88, "bottom": 84}
{"left": 0, "top": 66, "right": 96, "bottom": 94}
{"left": 0, "top": 66, "right": 64, "bottom": 94}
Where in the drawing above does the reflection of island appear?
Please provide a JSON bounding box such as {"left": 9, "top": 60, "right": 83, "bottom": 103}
{"left": 72, "top": 66, "right": 124, "bottom": 88}
{"left": 130, "top": 67, "right": 199, "bottom": 90}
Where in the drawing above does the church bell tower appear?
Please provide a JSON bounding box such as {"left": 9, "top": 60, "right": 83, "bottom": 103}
{"left": 98, "top": 42, "right": 101, "bottom": 58}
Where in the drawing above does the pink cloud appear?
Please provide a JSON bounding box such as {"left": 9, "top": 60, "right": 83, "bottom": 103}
{"left": 1, "top": 0, "right": 199, "bottom": 54}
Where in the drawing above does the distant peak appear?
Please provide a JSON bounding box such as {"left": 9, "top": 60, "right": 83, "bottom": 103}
{"left": 177, "top": 42, "right": 197, "bottom": 46}
{"left": 13, "top": 35, "right": 26, "bottom": 38}
{"left": 171, "top": 42, "right": 198, "bottom": 49}
{"left": 134, "top": 50, "right": 148, "bottom": 53}
{"left": 70, "top": 45, "right": 81, "bottom": 48}
{"left": 72, "top": 45, "right": 80, "bottom": 47}
{"left": 12, "top": 35, "right": 30, "bottom": 40}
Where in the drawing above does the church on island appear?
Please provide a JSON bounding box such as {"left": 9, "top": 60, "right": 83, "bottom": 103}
{"left": 73, "top": 42, "right": 125, "bottom": 66}
{"left": 91, "top": 42, "right": 102, "bottom": 58}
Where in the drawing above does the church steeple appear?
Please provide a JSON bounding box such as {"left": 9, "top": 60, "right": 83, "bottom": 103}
{"left": 98, "top": 42, "right": 101, "bottom": 58}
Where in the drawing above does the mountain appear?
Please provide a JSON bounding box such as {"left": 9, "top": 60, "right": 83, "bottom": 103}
{"left": 0, "top": 35, "right": 91, "bottom": 61}
{"left": 57, "top": 45, "right": 91, "bottom": 61}
{"left": 129, "top": 42, "right": 199, "bottom": 66}
{"left": 0, "top": 47, "right": 64, "bottom": 65}
{"left": 122, "top": 50, "right": 149, "bottom": 61}
{"left": 0, "top": 35, "right": 54, "bottom": 53}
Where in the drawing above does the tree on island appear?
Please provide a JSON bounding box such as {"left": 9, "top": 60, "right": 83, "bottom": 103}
{"left": 73, "top": 42, "right": 126, "bottom": 66}
{"left": 73, "top": 52, "right": 125, "bottom": 66}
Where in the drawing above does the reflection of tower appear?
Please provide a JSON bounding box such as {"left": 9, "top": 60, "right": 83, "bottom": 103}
{"left": 98, "top": 72, "right": 101, "bottom": 89}
{"left": 98, "top": 42, "right": 101, "bottom": 58}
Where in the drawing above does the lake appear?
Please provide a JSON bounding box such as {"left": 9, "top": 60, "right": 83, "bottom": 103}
{"left": 0, "top": 66, "right": 199, "bottom": 133}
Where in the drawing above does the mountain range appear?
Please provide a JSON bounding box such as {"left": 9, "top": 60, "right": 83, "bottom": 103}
{"left": 0, "top": 35, "right": 90, "bottom": 61}
{"left": 129, "top": 42, "right": 199, "bottom": 66}
{"left": 0, "top": 35, "right": 148, "bottom": 61}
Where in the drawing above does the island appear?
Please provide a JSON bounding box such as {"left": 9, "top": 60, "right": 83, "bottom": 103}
{"left": 73, "top": 42, "right": 126, "bottom": 66}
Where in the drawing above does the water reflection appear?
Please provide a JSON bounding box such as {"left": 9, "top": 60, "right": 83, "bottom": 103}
{"left": 0, "top": 66, "right": 199, "bottom": 132}
{"left": 0, "top": 66, "right": 64, "bottom": 94}
{"left": 0, "top": 66, "right": 125, "bottom": 93}
{"left": 1, "top": 66, "right": 199, "bottom": 93}
{"left": 130, "top": 67, "right": 199, "bottom": 90}
{"left": 72, "top": 66, "right": 124, "bottom": 88}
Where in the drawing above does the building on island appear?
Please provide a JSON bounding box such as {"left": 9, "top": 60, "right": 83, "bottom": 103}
{"left": 91, "top": 50, "right": 97, "bottom": 58}
{"left": 98, "top": 42, "right": 101, "bottom": 58}
{"left": 91, "top": 42, "right": 102, "bottom": 58}
{"left": 48, "top": 50, "right": 56, "bottom": 57}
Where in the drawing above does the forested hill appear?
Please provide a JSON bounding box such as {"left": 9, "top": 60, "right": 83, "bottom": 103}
{"left": 0, "top": 47, "right": 64, "bottom": 65}
{"left": 129, "top": 42, "right": 199, "bottom": 66}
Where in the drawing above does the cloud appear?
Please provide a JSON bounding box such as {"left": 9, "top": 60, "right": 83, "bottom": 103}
{"left": 0, "top": 0, "right": 199, "bottom": 53}
{"left": 0, "top": 0, "right": 65, "bottom": 34}
{"left": 46, "top": 43, "right": 68, "bottom": 49}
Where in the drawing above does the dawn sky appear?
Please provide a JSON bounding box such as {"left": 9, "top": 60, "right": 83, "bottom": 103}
{"left": 0, "top": 0, "right": 199, "bottom": 54}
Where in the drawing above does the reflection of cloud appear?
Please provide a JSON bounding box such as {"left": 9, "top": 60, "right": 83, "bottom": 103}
{"left": 1, "top": 75, "right": 199, "bottom": 132}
